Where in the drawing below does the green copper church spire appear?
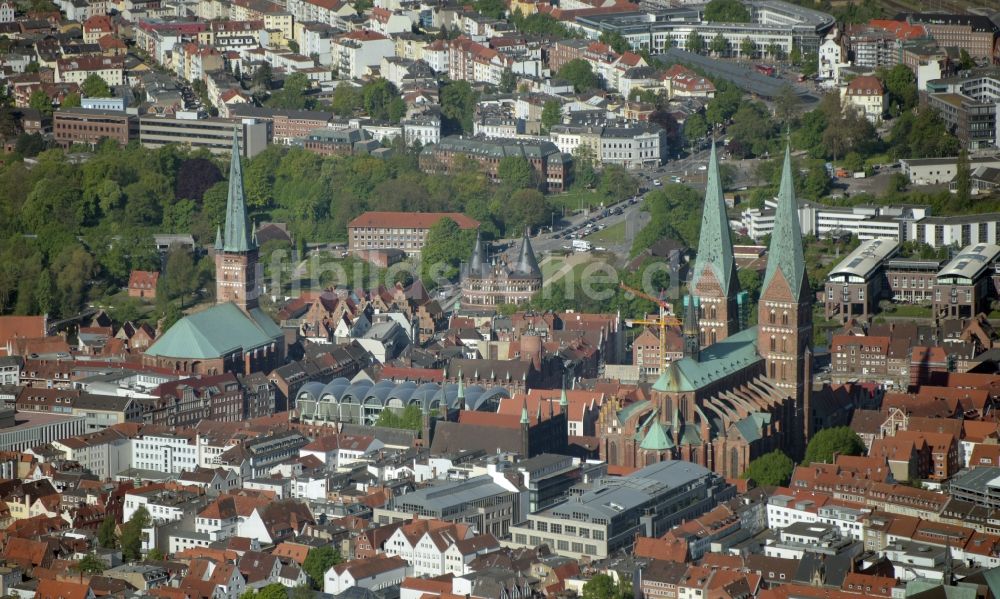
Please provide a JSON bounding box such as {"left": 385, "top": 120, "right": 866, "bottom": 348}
{"left": 223, "top": 128, "right": 254, "bottom": 253}
{"left": 762, "top": 143, "right": 806, "bottom": 297}
{"left": 690, "top": 140, "right": 737, "bottom": 295}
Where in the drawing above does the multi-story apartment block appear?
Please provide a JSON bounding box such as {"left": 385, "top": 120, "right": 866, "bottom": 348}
{"left": 287, "top": 0, "right": 355, "bottom": 29}
{"left": 55, "top": 55, "right": 125, "bottom": 87}
{"left": 347, "top": 211, "right": 480, "bottom": 256}
{"left": 332, "top": 30, "right": 395, "bottom": 79}
{"left": 133, "top": 431, "right": 199, "bottom": 474}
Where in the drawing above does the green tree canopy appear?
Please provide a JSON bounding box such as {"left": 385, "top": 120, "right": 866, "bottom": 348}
{"left": 558, "top": 59, "right": 598, "bottom": 93}
{"left": 877, "top": 64, "right": 917, "bottom": 116}
{"left": 440, "top": 80, "right": 478, "bottom": 135}
{"left": 498, "top": 156, "right": 536, "bottom": 190}
{"left": 375, "top": 404, "right": 423, "bottom": 430}
{"left": 303, "top": 547, "right": 343, "bottom": 589}
{"left": 743, "top": 450, "right": 794, "bottom": 486}
{"left": 683, "top": 112, "right": 708, "bottom": 145}
{"left": 740, "top": 37, "right": 755, "bottom": 58}
{"left": 420, "top": 217, "right": 476, "bottom": 286}
{"left": 541, "top": 100, "right": 561, "bottom": 133}
{"left": 28, "top": 89, "right": 52, "bottom": 116}
{"left": 499, "top": 69, "right": 517, "bottom": 93}
{"left": 98, "top": 515, "right": 118, "bottom": 548}
{"left": 704, "top": 0, "right": 749, "bottom": 22}
{"left": 81, "top": 73, "right": 112, "bottom": 98}
{"left": 62, "top": 92, "right": 81, "bottom": 108}
{"left": 73, "top": 554, "right": 106, "bottom": 574}
{"left": 803, "top": 426, "right": 865, "bottom": 465}
{"left": 686, "top": 30, "right": 705, "bottom": 53}
{"left": 581, "top": 574, "right": 631, "bottom": 599}
{"left": 121, "top": 506, "right": 150, "bottom": 561}
{"left": 710, "top": 32, "right": 728, "bottom": 55}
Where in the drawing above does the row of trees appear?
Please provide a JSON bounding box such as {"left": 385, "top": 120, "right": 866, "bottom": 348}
{"left": 742, "top": 427, "right": 866, "bottom": 486}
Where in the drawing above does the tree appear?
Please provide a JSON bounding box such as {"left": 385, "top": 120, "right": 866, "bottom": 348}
{"left": 161, "top": 246, "right": 197, "bottom": 307}
{"left": 474, "top": 0, "right": 505, "bottom": 18}
{"left": 683, "top": 112, "right": 708, "bottom": 145}
{"left": 740, "top": 37, "right": 755, "bottom": 59}
{"left": 773, "top": 84, "right": 800, "bottom": 123}
{"left": 73, "top": 554, "right": 106, "bottom": 574}
{"left": 803, "top": 426, "right": 865, "bottom": 465}
{"left": 98, "top": 516, "right": 117, "bottom": 549}
{"left": 498, "top": 156, "right": 536, "bottom": 190}
{"left": 329, "top": 82, "right": 361, "bottom": 117}
{"left": 766, "top": 42, "right": 781, "bottom": 60}
{"left": 375, "top": 404, "right": 423, "bottom": 430}
{"left": 686, "top": 30, "right": 704, "bottom": 54}
{"left": 62, "top": 92, "right": 81, "bottom": 108}
{"left": 581, "top": 574, "right": 631, "bottom": 599}
{"left": 558, "top": 59, "right": 598, "bottom": 93}
{"left": 955, "top": 149, "right": 971, "bottom": 208}
{"left": 738, "top": 268, "right": 761, "bottom": 302}
{"left": 147, "top": 548, "right": 165, "bottom": 561}
{"left": 959, "top": 48, "right": 974, "bottom": 70}
{"left": 252, "top": 63, "right": 273, "bottom": 91}
{"left": 120, "top": 506, "right": 150, "bottom": 561}
{"left": 508, "top": 189, "right": 548, "bottom": 232}
{"left": 28, "top": 89, "right": 52, "bottom": 116}
{"left": 303, "top": 546, "right": 343, "bottom": 589}
{"left": 287, "top": 40, "right": 299, "bottom": 53}
{"left": 81, "top": 73, "right": 112, "bottom": 98}
{"left": 599, "top": 31, "right": 629, "bottom": 54}
{"left": 703, "top": 0, "right": 749, "bottom": 21}
{"left": 243, "top": 584, "right": 290, "bottom": 599}
{"left": 361, "top": 79, "right": 405, "bottom": 123}
{"left": 710, "top": 32, "right": 728, "bottom": 56}
{"left": 540, "top": 100, "right": 561, "bottom": 133}
{"left": 267, "top": 72, "right": 312, "bottom": 110}
{"left": 573, "top": 144, "right": 598, "bottom": 189}
{"left": 420, "top": 217, "right": 475, "bottom": 286}
{"left": 499, "top": 69, "right": 517, "bottom": 93}
{"left": 743, "top": 450, "right": 794, "bottom": 486}
{"left": 440, "top": 80, "right": 477, "bottom": 135}
{"left": 879, "top": 64, "right": 917, "bottom": 116}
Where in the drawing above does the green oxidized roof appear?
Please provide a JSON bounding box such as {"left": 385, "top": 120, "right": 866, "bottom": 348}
{"left": 680, "top": 423, "right": 702, "bottom": 446}
{"left": 762, "top": 144, "right": 806, "bottom": 297}
{"left": 690, "top": 141, "right": 737, "bottom": 296}
{"left": 652, "top": 326, "right": 762, "bottom": 392}
{"left": 640, "top": 420, "right": 674, "bottom": 451}
{"left": 618, "top": 400, "right": 651, "bottom": 425}
{"left": 222, "top": 129, "right": 255, "bottom": 253}
{"left": 145, "top": 303, "right": 281, "bottom": 359}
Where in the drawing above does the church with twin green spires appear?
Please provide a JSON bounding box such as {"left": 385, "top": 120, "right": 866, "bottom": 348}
{"left": 596, "top": 141, "right": 814, "bottom": 478}
{"left": 142, "top": 130, "right": 285, "bottom": 376}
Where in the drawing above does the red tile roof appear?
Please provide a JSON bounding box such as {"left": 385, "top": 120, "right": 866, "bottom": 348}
{"left": 348, "top": 211, "right": 480, "bottom": 230}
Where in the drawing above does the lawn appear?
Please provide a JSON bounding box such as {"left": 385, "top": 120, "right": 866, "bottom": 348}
{"left": 585, "top": 221, "right": 626, "bottom": 244}
{"left": 882, "top": 304, "right": 933, "bottom": 319}
{"left": 550, "top": 188, "right": 608, "bottom": 216}
{"left": 540, "top": 257, "right": 565, "bottom": 280}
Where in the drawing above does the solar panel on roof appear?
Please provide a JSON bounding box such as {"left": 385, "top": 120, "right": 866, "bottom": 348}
{"left": 847, "top": 258, "right": 864, "bottom": 268}
{"left": 974, "top": 245, "right": 986, "bottom": 252}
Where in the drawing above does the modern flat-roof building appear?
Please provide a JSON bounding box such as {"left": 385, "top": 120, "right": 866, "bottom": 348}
{"left": 53, "top": 107, "right": 138, "bottom": 147}
{"left": 373, "top": 474, "right": 522, "bottom": 540}
{"left": 901, "top": 154, "right": 1000, "bottom": 185}
{"left": 824, "top": 238, "right": 899, "bottom": 321}
{"left": 507, "top": 460, "right": 734, "bottom": 560}
{"left": 347, "top": 211, "right": 480, "bottom": 256}
{"left": 933, "top": 243, "right": 1000, "bottom": 319}
{"left": 909, "top": 213, "right": 1000, "bottom": 248}
{"left": 571, "top": 0, "right": 835, "bottom": 57}
{"left": 138, "top": 114, "right": 269, "bottom": 156}
{"left": 741, "top": 200, "right": 928, "bottom": 242}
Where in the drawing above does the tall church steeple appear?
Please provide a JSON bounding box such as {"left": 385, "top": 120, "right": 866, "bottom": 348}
{"left": 758, "top": 143, "right": 812, "bottom": 456}
{"left": 215, "top": 128, "right": 260, "bottom": 312}
{"left": 690, "top": 140, "right": 740, "bottom": 347}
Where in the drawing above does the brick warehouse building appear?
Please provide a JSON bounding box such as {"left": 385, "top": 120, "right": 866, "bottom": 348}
{"left": 54, "top": 108, "right": 137, "bottom": 147}
{"left": 419, "top": 136, "right": 573, "bottom": 193}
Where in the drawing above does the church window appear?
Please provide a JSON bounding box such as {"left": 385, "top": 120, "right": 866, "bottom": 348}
{"left": 770, "top": 336, "right": 776, "bottom": 352}
{"left": 769, "top": 362, "right": 775, "bottom": 378}
{"left": 710, "top": 306, "right": 717, "bottom": 320}
{"left": 711, "top": 330, "right": 717, "bottom": 344}
{"left": 769, "top": 310, "right": 776, "bottom": 324}
{"left": 782, "top": 312, "right": 789, "bottom": 325}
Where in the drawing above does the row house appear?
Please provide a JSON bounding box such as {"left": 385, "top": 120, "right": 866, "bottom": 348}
{"left": 173, "top": 43, "right": 223, "bottom": 83}
{"left": 383, "top": 518, "right": 499, "bottom": 577}
{"left": 51, "top": 426, "right": 134, "bottom": 481}
{"left": 135, "top": 21, "right": 208, "bottom": 65}
{"left": 228, "top": 0, "right": 294, "bottom": 42}
{"left": 368, "top": 7, "right": 411, "bottom": 35}
{"left": 297, "top": 22, "right": 337, "bottom": 66}
{"left": 82, "top": 14, "right": 115, "bottom": 44}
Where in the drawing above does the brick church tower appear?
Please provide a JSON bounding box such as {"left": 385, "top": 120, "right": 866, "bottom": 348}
{"left": 690, "top": 140, "right": 740, "bottom": 347}
{"left": 215, "top": 130, "right": 260, "bottom": 313}
{"left": 757, "top": 144, "right": 813, "bottom": 452}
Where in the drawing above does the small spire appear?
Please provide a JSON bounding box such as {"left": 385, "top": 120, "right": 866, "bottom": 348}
{"left": 560, "top": 377, "right": 568, "bottom": 408}
{"left": 251, "top": 218, "right": 258, "bottom": 246}
{"left": 214, "top": 225, "right": 223, "bottom": 250}
{"left": 520, "top": 399, "right": 529, "bottom": 425}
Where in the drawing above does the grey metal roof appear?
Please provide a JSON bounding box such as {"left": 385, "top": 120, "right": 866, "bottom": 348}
{"left": 828, "top": 238, "right": 899, "bottom": 280}
{"left": 390, "top": 475, "right": 511, "bottom": 511}
{"left": 937, "top": 243, "right": 1000, "bottom": 281}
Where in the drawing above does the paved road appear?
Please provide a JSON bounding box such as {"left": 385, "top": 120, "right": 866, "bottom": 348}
{"left": 655, "top": 49, "right": 819, "bottom": 102}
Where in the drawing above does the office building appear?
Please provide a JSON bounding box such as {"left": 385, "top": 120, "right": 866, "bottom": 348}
{"left": 420, "top": 136, "right": 572, "bottom": 193}
{"left": 925, "top": 69, "right": 1000, "bottom": 151}
{"left": 507, "top": 460, "right": 734, "bottom": 560}
{"left": 895, "top": 13, "right": 999, "bottom": 61}
{"left": 347, "top": 211, "right": 480, "bottom": 256}
{"left": 824, "top": 239, "right": 900, "bottom": 322}
{"left": 138, "top": 114, "right": 269, "bottom": 156}
{"left": 53, "top": 107, "right": 137, "bottom": 147}
{"left": 932, "top": 243, "right": 1000, "bottom": 319}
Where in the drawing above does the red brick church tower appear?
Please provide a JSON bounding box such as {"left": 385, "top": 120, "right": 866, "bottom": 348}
{"left": 757, "top": 144, "right": 813, "bottom": 452}
{"left": 215, "top": 130, "right": 260, "bottom": 313}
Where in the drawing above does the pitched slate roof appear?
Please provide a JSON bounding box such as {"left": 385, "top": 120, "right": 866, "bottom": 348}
{"left": 144, "top": 303, "right": 281, "bottom": 359}
{"left": 690, "top": 140, "right": 737, "bottom": 297}
{"left": 762, "top": 144, "right": 807, "bottom": 298}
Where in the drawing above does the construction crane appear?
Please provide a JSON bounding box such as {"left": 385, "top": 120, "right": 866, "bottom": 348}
{"left": 619, "top": 283, "right": 683, "bottom": 373}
